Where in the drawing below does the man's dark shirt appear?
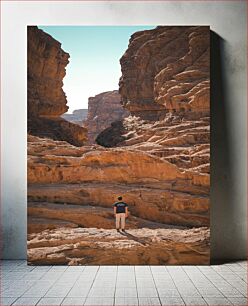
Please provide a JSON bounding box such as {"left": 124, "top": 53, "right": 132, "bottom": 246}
{"left": 113, "top": 201, "right": 128, "bottom": 214}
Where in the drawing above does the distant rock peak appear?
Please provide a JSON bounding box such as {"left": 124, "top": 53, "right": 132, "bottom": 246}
{"left": 84, "top": 90, "right": 129, "bottom": 144}
{"left": 61, "top": 109, "right": 88, "bottom": 126}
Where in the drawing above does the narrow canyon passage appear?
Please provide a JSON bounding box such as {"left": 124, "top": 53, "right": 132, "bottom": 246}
{"left": 27, "top": 25, "right": 210, "bottom": 265}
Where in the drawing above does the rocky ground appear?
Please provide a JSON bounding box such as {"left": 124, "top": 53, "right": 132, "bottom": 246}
{"left": 28, "top": 201, "right": 188, "bottom": 234}
{"left": 27, "top": 227, "right": 210, "bottom": 265}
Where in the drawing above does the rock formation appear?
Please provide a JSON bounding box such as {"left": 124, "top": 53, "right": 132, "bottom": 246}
{"left": 28, "top": 134, "right": 209, "bottom": 229}
{"left": 27, "top": 227, "right": 210, "bottom": 265}
{"left": 84, "top": 90, "right": 129, "bottom": 144}
{"left": 62, "top": 109, "right": 88, "bottom": 126}
{"left": 28, "top": 26, "right": 87, "bottom": 146}
{"left": 28, "top": 202, "right": 186, "bottom": 234}
{"left": 27, "top": 26, "right": 210, "bottom": 265}
{"left": 119, "top": 26, "right": 209, "bottom": 117}
{"left": 97, "top": 26, "right": 210, "bottom": 175}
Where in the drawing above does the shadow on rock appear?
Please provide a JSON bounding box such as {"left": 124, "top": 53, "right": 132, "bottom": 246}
{"left": 119, "top": 230, "right": 150, "bottom": 246}
{"left": 95, "top": 120, "right": 126, "bottom": 147}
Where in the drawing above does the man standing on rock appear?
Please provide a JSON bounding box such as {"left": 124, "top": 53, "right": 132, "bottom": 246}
{"left": 113, "top": 196, "right": 128, "bottom": 232}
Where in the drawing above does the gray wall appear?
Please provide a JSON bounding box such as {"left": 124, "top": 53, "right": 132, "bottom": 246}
{"left": 1, "top": 1, "right": 246, "bottom": 260}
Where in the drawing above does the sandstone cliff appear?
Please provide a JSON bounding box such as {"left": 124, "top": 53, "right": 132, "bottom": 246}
{"left": 28, "top": 26, "right": 87, "bottom": 146}
{"left": 119, "top": 26, "right": 209, "bottom": 117}
{"left": 97, "top": 26, "right": 210, "bottom": 175}
{"left": 84, "top": 90, "right": 129, "bottom": 144}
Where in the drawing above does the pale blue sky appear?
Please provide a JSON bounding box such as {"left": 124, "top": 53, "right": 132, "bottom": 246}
{"left": 38, "top": 26, "right": 155, "bottom": 113}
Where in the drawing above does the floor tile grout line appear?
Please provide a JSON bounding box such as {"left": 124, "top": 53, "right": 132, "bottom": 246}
{"left": 19, "top": 273, "right": 60, "bottom": 299}
{"left": 192, "top": 268, "right": 237, "bottom": 306}
{"left": 237, "top": 261, "right": 248, "bottom": 270}
{"left": 209, "top": 266, "right": 247, "bottom": 291}
{"left": 134, "top": 266, "right": 139, "bottom": 305}
{"left": 165, "top": 266, "right": 186, "bottom": 305}
{"left": 182, "top": 265, "right": 208, "bottom": 301}
{"left": 36, "top": 296, "right": 42, "bottom": 306}
{"left": 33, "top": 264, "right": 53, "bottom": 273}
{"left": 113, "top": 266, "right": 118, "bottom": 305}
{"left": 196, "top": 266, "right": 230, "bottom": 298}
{"left": 1, "top": 261, "right": 247, "bottom": 306}
{"left": 209, "top": 264, "right": 233, "bottom": 274}
{"left": 8, "top": 297, "right": 19, "bottom": 306}
{"left": 232, "top": 269, "right": 247, "bottom": 282}
{"left": 201, "top": 296, "right": 219, "bottom": 306}
{"left": 225, "top": 263, "right": 247, "bottom": 270}
{"left": 201, "top": 295, "right": 248, "bottom": 306}
{"left": 8, "top": 273, "right": 45, "bottom": 300}
{"left": 210, "top": 266, "right": 247, "bottom": 297}
{"left": 8, "top": 295, "right": 42, "bottom": 306}
{"left": 226, "top": 296, "right": 248, "bottom": 306}
{"left": 18, "top": 264, "right": 75, "bottom": 301}
{"left": 83, "top": 266, "right": 100, "bottom": 305}
{"left": 149, "top": 265, "right": 162, "bottom": 306}
{"left": 60, "top": 265, "right": 86, "bottom": 304}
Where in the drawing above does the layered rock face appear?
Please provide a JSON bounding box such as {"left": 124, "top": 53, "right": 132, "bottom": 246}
{"left": 97, "top": 115, "right": 209, "bottom": 174}
{"left": 97, "top": 26, "right": 210, "bottom": 175}
{"left": 28, "top": 135, "right": 209, "bottom": 229}
{"left": 84, "top": 91, "right": 129, "bottom": 144}
{"left": 28, "top": 26, "right": 87, "bottom": 146}
{"left": 119, "top": 26, "right": 209, "bottom": 117}
{"left": 61, "top": 109, "right": 88, "bottom": 126}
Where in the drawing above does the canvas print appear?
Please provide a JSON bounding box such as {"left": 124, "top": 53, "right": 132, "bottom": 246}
{"left": 27, "top": 25, "right": 210, "bottom": 265}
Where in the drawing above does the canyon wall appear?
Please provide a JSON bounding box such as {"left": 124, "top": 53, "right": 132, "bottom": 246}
{"left": 28, "top": 26, "right": 87, "bottom": 146}
{"left": 84, "top": 91, "right": 129, "bottom": 144}
{"left": 119, "top": 26, "right": 209, "bottom": 117}
{"left": 27, "top": 26, "right": 210, "bottom": 265}
{"left": 97, "top": 26, "right": 210, "bottom": 175}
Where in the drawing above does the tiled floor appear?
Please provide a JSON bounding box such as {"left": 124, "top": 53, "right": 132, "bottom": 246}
{"left": 0, "top": 260, "right": 247, "bottom": 305}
